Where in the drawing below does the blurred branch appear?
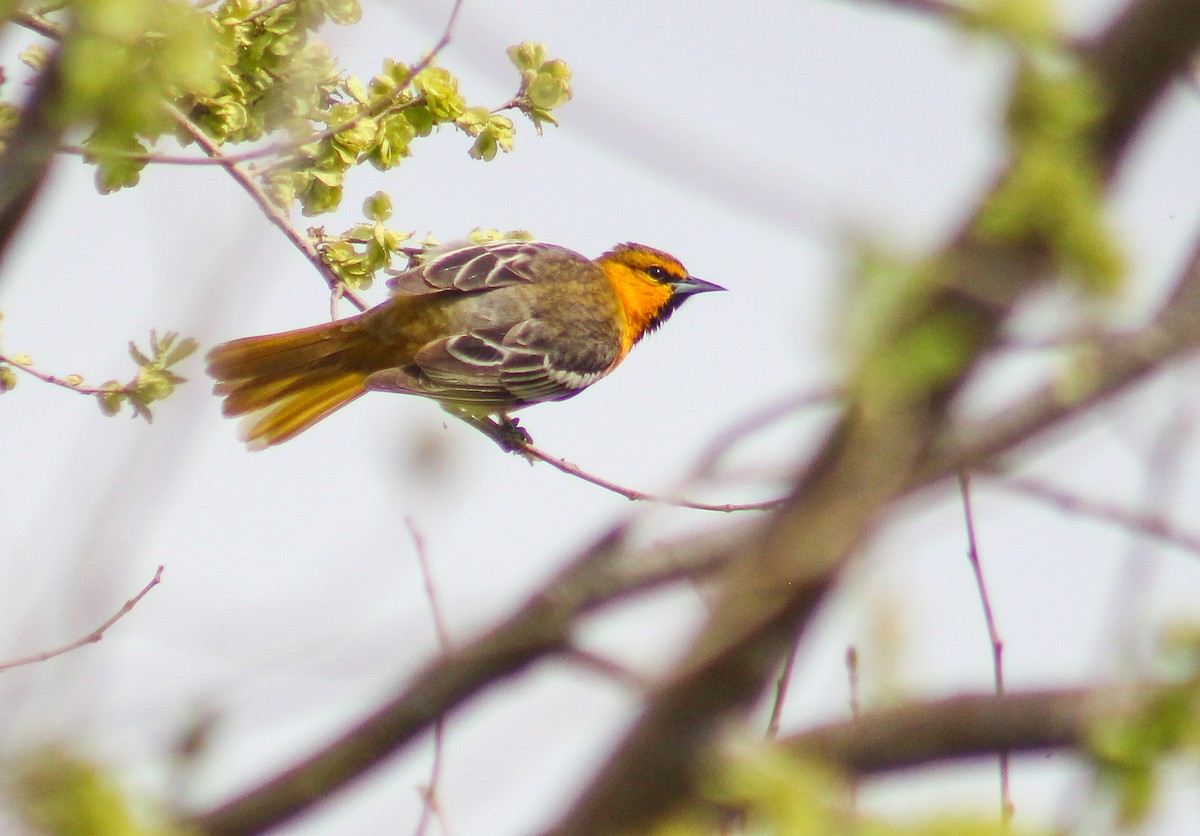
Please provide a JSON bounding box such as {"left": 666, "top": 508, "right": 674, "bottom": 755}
{"left": 0, "top": 47, "right": 64, "bottom": 282}
{"left": 984, "top": 471, "right": 1200, "bottom": 558}
{"left": 847, "top": 0, "right": 966, "bottom": 20}
{"left": 12, "top": 9, "right": 64, "bottom": 39}
{"left": 187, "top": 522, "right": 748, "bottom": 835}
{"left": 924, "top": 238, "right": 1200, "bottom": 480}
{"left": 166, "top": 106, "right": 369, "bottom": 314}
{"left": 1084, "top": 0, "right": 1200, "bottom": 172}
{"left": 547, "top": 2, "right": 1200, "bottom": 832}
{"left": 185, "top": 1, "right": 1200, "bottom": 833}
{"left": 406, "top": 519, "right": 452, "bottom": 836}
{"left": 788, "top": 686, "right": 1105, "bottom": 777}
{"left": 0, "top": 565, "right": 163, "bottom": 672}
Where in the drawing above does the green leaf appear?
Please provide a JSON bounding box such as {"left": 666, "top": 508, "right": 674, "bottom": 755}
{"left": 506, "top": 42, "right": 547, "bottom": 73}
{"left": 162, "top": 336, "right": 199, "bottom": 367}
{"left": 322, "top": 0, "right": 361, "bottom": 26}
{"left": 528, "top": 67, "right": 572, "bottom": 110}
{"left": 97, "top": 385, "right": 125, "bottom": 417}
{"left": 363, "top": 191, "right": 392, "bottom": 221}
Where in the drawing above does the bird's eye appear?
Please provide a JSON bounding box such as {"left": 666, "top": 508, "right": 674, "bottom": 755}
{"left": 646, "top": 265, "right": 671, "bottom": 282}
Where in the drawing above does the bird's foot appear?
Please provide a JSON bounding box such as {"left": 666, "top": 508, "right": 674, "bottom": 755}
{"left": 493, "top": 416, "right": 534, "bottom": 457}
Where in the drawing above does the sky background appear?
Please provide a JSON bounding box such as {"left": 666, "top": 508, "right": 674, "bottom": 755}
{"left": 5, "top": 0, "right": 1200, "bottom": 832}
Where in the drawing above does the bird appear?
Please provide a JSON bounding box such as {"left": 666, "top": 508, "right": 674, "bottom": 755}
{"left": 206, "top": 239, "right": 724, "bottom": 450}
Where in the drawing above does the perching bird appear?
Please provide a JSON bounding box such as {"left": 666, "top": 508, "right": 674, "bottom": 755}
{"left": 206, "top": 239, "right": 723, "bottom": 450}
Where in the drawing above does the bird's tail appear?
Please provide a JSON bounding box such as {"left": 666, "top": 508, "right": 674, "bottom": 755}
{"left": 207, "top": 319, "right": 375, "bottom": 450}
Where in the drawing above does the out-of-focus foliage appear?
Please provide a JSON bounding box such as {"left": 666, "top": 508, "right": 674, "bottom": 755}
{"left": 9, "top": 746, "right": 181, "bottom": 836}
{"left": 95, "top": 330, "right": 198, "bottom": 421}
{"left": 843, "top": 0, "right": 1123, "bottom": 410}
{"left": 0, "top": 0, "right": 571, "bottom": 414}
{"left": 1090, "top": 625, "right": 1200, "bottom": 826}
{"left": 654, "top": 741, "right": 1052, "bottom": 836}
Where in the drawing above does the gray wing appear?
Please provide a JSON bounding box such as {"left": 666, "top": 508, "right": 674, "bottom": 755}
{"left": 387, "top": 241, "right": 572, "bottom": 296}
{"left": 363, "top": 318, "right": 618, "bottom": 409}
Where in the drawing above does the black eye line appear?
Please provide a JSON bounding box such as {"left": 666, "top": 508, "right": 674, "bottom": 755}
{"left": 645, "top": 264, "right": 674, "bottom": 282}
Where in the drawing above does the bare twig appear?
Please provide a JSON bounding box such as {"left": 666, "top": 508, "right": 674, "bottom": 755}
{"left": 0, "top": 566, "right": 164, "bottom": 672}
{"left": 240, "top": 0, "right": 291, "bottom": 24}
{"left": 958, "top": 473, "right": 1012, "bottom": 824}
{"left": 0, "top": 46, "right": 64, "bottom": 282}
{"left": 1103, "top": 405, "right": 1197, "bottom": 666}
{"left": 185, "top": 2, "right": 1200, "bottom": 833}
{"left": 0, "top": 352, "right": 114, "bottom": 396}
{"left": 846, "top": 646, "right": 861, "bottom": 721}
{"left": 849, "top": 0, "right": 965, "bottom": 20}
{"left": 547, "top": 5, "right": 1200, "bottom": 833}
{"left": 166, "top": 105, "right": 370, "bottom": 313}
{"left": 845, "top": 645, "right": 861, "bottom": 810}
{"left": 565, "top": 647, "right": 655, "bottom": 692}
{"left": 406, "top": 519, "right": 451, "bottom": 836}
{"left": 515, "top": 388, "right": 842, "bottom": 512}
{"left": 57, "top": 143, "right": 260, "bottom": 166}
{"left": 979, "top": 471, "right": 1200, "bottom": 558}
{"left": 522, "top": 443, "right": 778, "bottom": 513}
{"left": 187, "top": 521, "right": 747, "bottom": 835}
{"left": 12, "top": 9, "right": 64, "bottom": 38}
{"left": 765, "top": 638, "right": 800, "bottom": 738}
{"left": 687, "top": 388, "right": 841, "bottom": 480}
{"left": 407, "top": 518, "right": 450, "bottom": 651}
{"left": 255, "top": 0, "right": 462, "bottom": 175}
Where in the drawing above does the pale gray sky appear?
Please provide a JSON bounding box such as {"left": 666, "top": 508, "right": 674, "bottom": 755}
{"left": 4, "top": 1, "right": 1200, "bottom": 833}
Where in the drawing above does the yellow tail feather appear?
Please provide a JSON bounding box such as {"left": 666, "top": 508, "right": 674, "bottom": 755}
{"left": 207, "top": 321, "right": 375, "bottom": 450}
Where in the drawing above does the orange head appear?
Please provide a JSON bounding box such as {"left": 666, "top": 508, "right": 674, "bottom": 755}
{"left": 597, "top": 243, "right": 724, "bottom": 355}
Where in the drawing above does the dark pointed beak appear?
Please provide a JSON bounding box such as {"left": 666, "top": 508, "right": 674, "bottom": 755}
{"left": 672, "top": 275, "right": 726, "bottom": 297}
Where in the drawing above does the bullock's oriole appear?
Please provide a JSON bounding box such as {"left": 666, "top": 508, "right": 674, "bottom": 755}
{"left": 206, "top": 240, "right": 723, "bottom": 449}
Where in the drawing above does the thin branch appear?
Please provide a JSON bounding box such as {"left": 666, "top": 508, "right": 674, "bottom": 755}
{"left": 958, "top": 473, "right": 1012, "bottom": 824}
{"left": 0, "top": 352, "right": 114, "bottom": 396}
{"left": 407, "top": 518, "right": 450, "bottom": 651}
{"left": 845, "top": 645, "right": 861, "bottom": 810}
{"left": 240, "top": 0, "right": 290, "bottom": 24}
{"left": 1102, "top": 405, "right": 1196, "bottom": 667}
{"left": 686, "top": 387, "right": 841, "bottom": 481}
{"left": 12, "top": 9, "right": 64, "bottom": 39}
{"left": 547, "top": 5, "right": 1200, "bottom": 833}
{"left": 185, "top": 2, "right": 1200, "bottom": 832}
{"left": 0, "top": 45, "right": 64, "bottom": 283}
{"left": 564, "top": 647, "right": 655, "bottom": 692}
{"left": 255, "top": 0, "right": 462, "bottom": 175}
{"left": 406, "top": 519, "right": 451, "bottom": 836}
{"left": 517, "top": 388, "right": 840, "bottom": 512}
{"left": 522, "top": 443, "right": 778, "bottom": 513}
{"left": 978, "top": 470, "right": 1200, "bottom": 559}
{"left": 765, "top": 638, "right": 800, "bottom": 739}
{"left": 0, "top": 565, "right": 164, "bottom": 672}
{"left": 848, "top": 0, "right": 966, "bottom": 20}
{"left": 187, "top": 520, "right": 748, "bottom": 835}
{"left": 165, "top": 105, "right": 370, "bottom": 313}
{"left": 57, "top": 142, "right": 285, "bottom": 167}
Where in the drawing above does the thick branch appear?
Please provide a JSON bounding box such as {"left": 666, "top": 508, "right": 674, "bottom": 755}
{"left": 0, "top": 48, "right": 64, "bottom": 282}
{"left": 186, "top": 524, "right": 748, "bottom": 835}
{"left": 185, "top": 1, "right": 1200, "bottom": 833}
{"left": 547, "top": 3, "right": 1200, "bottom": 833}
{"left": 787, "top": 686, "right": 1106, "bottom": 777}
{"left": 1085, "top": 0, "right": 1200, "bottom": 172}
